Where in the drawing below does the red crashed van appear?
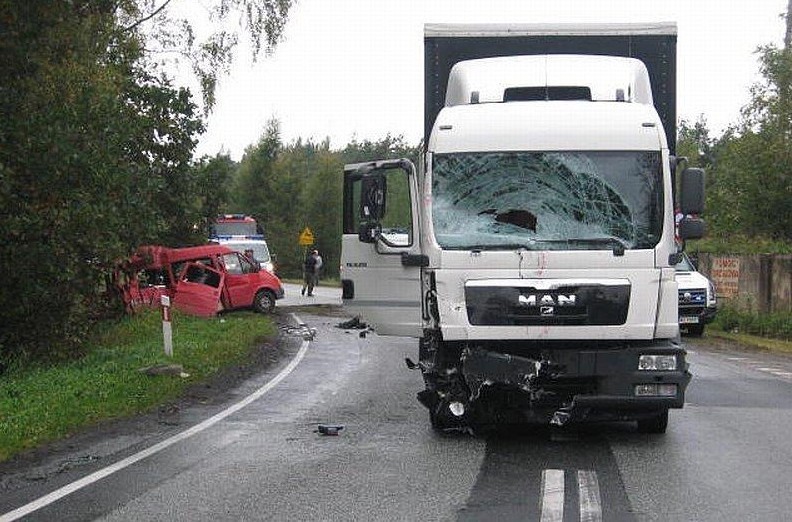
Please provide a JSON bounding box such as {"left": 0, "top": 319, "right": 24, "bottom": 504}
{"left": 123, "top": 244, "right": 284, "bottom": 317}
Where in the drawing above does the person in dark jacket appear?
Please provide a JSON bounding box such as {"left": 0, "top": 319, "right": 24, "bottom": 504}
{"left": 301, "top": 249, "right": 323, "bottom": 296}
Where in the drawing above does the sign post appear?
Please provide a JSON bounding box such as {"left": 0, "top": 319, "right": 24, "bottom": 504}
{"left": 161, "top": 295, "right": 173, "bottom": 357}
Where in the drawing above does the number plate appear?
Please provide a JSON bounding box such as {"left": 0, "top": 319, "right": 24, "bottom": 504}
{"left": 680, "top": 316, "right": 699, "bottom": 324}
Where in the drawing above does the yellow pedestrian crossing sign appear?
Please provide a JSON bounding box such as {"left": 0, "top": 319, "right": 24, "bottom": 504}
{"left": 298, "top": 227, "right": 314, "bottom": 246}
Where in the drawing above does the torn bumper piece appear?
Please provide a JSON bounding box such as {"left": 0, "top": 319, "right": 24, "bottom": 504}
{"left": 456, "top": 344, "right": 691, "bottom": 426}
{"left": 462, "top": 347, "right": 551, "bottom": 401}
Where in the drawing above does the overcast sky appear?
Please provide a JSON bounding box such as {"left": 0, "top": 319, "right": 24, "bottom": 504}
{"left": 184, "top": 0, "right": 788, "bottom": 160}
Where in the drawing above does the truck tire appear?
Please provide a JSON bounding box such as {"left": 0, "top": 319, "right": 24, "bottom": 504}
{"left": 637, "top": 410, "right": 669, "bottom": 434}
{"left": 430, "top": 408, "right": 452, "bottom": 432}
{"left": 253, "top": 289, "right": 276, "bottom": 314}
{"left": 686, "top": 324, "right": 705, "bottom": 337}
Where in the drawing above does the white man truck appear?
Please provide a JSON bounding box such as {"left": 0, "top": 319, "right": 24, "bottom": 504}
{"left": 341, "top": 23, "right": 706, "bottom": 433}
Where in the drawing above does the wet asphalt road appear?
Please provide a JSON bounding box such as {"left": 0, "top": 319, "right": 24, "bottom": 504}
{"left": 2, "top": 286, "right": 792, "bottom": 521}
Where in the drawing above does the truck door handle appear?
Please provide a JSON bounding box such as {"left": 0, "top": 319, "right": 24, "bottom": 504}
{"left": 401, "top": 252, "right": 429, "bottom": 267}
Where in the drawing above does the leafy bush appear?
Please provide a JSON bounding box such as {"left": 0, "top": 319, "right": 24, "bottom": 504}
{"left": 713, "top": 303, "right": 792, "bottom": 340}
{"left": 688, "top": 235, "right": 792, "bottom": 255}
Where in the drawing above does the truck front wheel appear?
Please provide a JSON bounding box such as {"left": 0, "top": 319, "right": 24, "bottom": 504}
{"left": 637, "top": 410, "right": 669, "bottom": 434}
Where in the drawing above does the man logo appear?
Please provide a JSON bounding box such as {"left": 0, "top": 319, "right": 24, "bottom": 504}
{"left": 518, "top": 294, "right": 576, "bottom": 307}
{"left": 540, "top": 306, "right": 555, "bottom": 316}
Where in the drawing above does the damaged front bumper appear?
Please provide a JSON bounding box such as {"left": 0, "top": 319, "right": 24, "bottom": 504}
{"left": 428, "top": 341, "right": 691, "bottom": 427}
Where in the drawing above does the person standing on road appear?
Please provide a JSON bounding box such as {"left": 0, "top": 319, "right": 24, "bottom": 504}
{"left": 302, "top": 249, "right": 323, "bottom": 296}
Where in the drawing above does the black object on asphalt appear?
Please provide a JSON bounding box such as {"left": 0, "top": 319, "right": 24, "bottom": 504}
{"left": 317, "top": 424, "right": 345, "bottom": 436}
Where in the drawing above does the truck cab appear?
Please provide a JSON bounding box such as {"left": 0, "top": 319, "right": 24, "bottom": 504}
{"left": 342, "top": 24, "right": 706, "bottom": 433}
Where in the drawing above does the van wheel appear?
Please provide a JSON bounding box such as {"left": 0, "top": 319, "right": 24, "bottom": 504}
{"left": 686, "top": 324, "right": 705, "bottom": 337}
{"left": 637, "top": 410, "right": 668, "bottom": 434}
{"left": 254, "top": 290, "right": 276, "bottom": 313}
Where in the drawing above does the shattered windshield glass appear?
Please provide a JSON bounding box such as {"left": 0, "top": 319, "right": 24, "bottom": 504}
{"left": 431, "top": 151, "right": 663, "bottom": 250}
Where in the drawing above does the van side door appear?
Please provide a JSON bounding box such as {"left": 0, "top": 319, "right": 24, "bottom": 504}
{"left": 173, "top": 263, "right": 226, "bottom": 317}
{"left": 219, "top": 251, "right": 258, "bottom": 309}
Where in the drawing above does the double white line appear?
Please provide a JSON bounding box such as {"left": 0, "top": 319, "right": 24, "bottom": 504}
{"left": 540, "top": 469, "right": 602, "bottom": 522}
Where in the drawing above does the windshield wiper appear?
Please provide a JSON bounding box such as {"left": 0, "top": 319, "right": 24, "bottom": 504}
{"left": 449, "top": 243, "right": 532, "bottom": 252}
{"left": 448, "top": 238, "right": 629, "bottom": 255}
{"left": 564, "top": 237, "right": 629, "bottom": 256}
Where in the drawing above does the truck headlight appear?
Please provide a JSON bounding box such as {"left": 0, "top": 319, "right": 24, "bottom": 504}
{"left": 635, "top": 384, "right": 678, "bottom": 397}
{"left": 638, "top": 354, "right": 677, "bottom": 371}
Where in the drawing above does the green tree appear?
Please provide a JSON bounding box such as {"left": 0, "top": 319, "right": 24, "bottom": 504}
{"left": 123, "top": 0, "right": 293, "bottom": 111}
{"left": 339, "top": 134, "right": 421, "bottom": 166}
{"left": 705, "top": 45, "right": 792, "bottom": 241}
{"left": 193, "top": 153, "right": 238, "bottom": 236}
{"left": 226, "top": 132, "right": 421, "bottom": 280}
{"left": 689, "top": 6, "right": 792, "bottom": 244}
{"left": 300, "top": 147, "right": 344, "bottom": 279}
{"left": 677, "top": 117, "right": 716, "bottom": 171}
{"left": 0, "top": 1, "right": 293, "bottom": 366}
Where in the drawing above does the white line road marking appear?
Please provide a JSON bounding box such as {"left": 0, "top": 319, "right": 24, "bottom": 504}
{"left": 540, "top": 469, "right": 565, "bottom": 522}
{"left": 540, "top": 469, "right": 603, "bottom": 522}
{"left": 757, "top": 367, "right": 785, "bottom": 373}
{"left": 726, "top": 357, "right": 748, "bottom": 361}
{"left": 578, "top": 470, "right": 603, "bottom": 522}
{"left": 0, "top": 314, "right": 311, "bottom": 522}
{"left": 770, "top": 371, "right": 792, "bottom": 378}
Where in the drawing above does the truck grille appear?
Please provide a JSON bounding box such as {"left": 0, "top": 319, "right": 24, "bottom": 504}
{"left": 465, "top": 284, "right": 630, "bottom": 326}
{"left": 678, "top": 288, "right": 706, "bottom": 311}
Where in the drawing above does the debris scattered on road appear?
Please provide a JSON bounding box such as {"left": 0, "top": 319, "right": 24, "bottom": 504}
{"left": 279, "top": 323, "right": 316, "bottom": 341}
{"left": 337, "top": 317, "right": 367, "bottom": 330}
{"left": 316, "top": 424, "right": 345, "bottom": 436}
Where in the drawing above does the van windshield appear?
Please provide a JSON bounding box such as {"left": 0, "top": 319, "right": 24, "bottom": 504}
{"left": 431, "top": 151, "right": 663, "bottom": 251}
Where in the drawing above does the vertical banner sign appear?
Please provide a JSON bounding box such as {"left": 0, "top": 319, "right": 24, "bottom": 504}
{"left": 161, "top": 295, "right": 173, "bottom": 357}
{"left": 710, "top": 257, "right": 740, "bottom": 298}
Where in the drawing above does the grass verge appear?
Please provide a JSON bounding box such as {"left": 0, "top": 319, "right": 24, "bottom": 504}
{"left": 711, "top": 304, "right": 792, "bottom": 341}
{"left": 0, "top": 309, "right": 275, "bottom": 463}
{"left": 706, "top": 327, "right": 792, "bottom": 354}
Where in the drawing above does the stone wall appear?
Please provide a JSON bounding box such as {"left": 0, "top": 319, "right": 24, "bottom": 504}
{"left": 694, "top": 253, "right": 792, "bottom": 313}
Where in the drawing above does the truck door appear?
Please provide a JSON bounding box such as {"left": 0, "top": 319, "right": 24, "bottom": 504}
{"left": 341, "top": 159, "right": 424, "bottom": 337}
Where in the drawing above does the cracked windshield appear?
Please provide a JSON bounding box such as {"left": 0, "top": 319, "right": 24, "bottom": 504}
{"left": 432, "top": 151, "right": 663, "bottom": 250}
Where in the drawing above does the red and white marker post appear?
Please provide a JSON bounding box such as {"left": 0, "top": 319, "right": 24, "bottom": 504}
{"left": 161, "top": 295, "right": 173, "bottom": 357}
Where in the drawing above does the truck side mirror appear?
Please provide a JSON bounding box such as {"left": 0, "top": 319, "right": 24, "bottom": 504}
{"left": 358, "top": 222, "right": 382, "bottom": 243}
{"left": 360, "top": 175, "right": 387, "bottom": 221}
{"left": 680, "top": 167, "right": 705, "bottom": 215}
